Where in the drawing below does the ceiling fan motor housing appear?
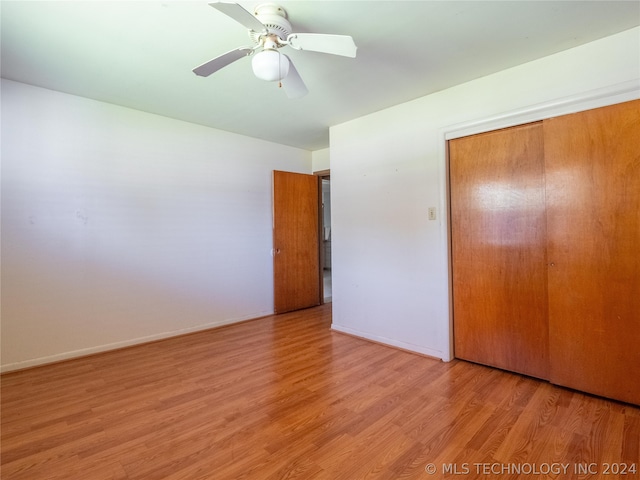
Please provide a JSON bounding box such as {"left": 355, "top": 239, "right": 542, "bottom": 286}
{"left": 249, "top": 3, "right": 291, "bottom": 45}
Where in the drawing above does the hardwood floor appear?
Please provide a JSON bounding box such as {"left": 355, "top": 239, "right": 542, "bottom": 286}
{"left": 2, "top": 304, "right": 638, "bottom": 479}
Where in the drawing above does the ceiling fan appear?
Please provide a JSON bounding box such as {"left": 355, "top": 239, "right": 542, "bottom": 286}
{"left": 192, "top": 1, "right": 357, "bottom": 98}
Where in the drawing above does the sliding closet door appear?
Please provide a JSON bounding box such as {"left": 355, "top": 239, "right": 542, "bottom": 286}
{"left": 450, "top": 123, "right": 549, "bottom": 379}
{"left": 545, "top": 100, "right": 640, "bottom": 405}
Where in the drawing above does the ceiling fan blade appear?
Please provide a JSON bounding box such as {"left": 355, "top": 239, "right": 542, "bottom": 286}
{"left": 287, "top": 33, "right": 357, "bottom": 58}
{"left": 209, "top": 1, "right": 267, "bottom": 33}
{"left": 281, "top": 56, "right": 308, "bottom": 99}
{"left": 193, "top": 47, "right": 253, "bottom": 77}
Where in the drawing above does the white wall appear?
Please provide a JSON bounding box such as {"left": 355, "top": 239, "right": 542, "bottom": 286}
{"left": 330, "top": 27, "right": 640, "bottom": 361}
{"left": 1, "top": 80, "right": 311, "bottom": 371}
{"left": 312, "top": 148, "right": 330, "bottom": 173}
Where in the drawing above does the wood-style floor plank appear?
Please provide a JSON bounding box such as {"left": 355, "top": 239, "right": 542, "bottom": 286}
{"left": 2, "top": 304, "right": 638, "bottom": 479}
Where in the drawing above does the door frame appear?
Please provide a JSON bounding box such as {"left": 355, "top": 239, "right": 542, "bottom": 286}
{"left": 315, "top": 169, "right": 330, "bottom": 304}
{"left": 439, "top": 80, "right": 639, "bottom": 361}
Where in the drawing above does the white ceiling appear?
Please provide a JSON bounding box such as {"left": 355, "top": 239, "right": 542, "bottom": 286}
{"left": 2, "top": 1, "right": 639, "bottom": 151}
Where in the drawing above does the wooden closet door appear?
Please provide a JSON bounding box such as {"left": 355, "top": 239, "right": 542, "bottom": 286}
{"left": 545, "top": 100, "right": 640, "bottom": 405}
{"left": 450, "top": 123, "right": 549, "bottom": 379}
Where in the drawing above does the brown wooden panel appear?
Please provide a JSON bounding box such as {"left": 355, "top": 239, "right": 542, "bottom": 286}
{"left": 545, "top": 100, "right": 640, "bottom": 405}
{"left": 273, "top": 170, "right": 321, "bottom": 314}
{"left": 450, "top": 123, "right": 549, "bottom": 379}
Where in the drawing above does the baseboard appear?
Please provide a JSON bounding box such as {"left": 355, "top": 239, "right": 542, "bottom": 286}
{"left": 330, "top": 323, "right": 447, "bottom": 361}
{"left": 1, "top": 310, "right": 273, "bottom": 374}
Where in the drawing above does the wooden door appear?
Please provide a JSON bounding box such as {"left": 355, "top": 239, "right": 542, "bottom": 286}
{"left": 545, "top": 100, "right": 640, "bottom": 405}
{"left": 450, "top": 123, "right": 549, "bottom": 379}
{"left": 273, "top": 170, "right": 321, "bottom": 314}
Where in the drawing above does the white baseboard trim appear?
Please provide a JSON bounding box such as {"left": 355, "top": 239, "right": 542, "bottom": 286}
{"left": 0, "top": 310, "right": 273, "bottom": 373}
{"left": 331, "top": 323, "right": 447, "bottom": 361}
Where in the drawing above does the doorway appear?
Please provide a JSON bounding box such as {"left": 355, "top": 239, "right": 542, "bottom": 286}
{"left": 320, "top": 175, "right": 332, "bottom": 303}
{"left": 272, "top": 170, "right": 331, "bottom": 313}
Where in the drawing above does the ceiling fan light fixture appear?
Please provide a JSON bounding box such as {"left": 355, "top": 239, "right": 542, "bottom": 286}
{"left": 252, "top": 49, "right": 290, "bottom": 82}
{"left": 193, "top": 2, "right": 357, "bottom": 98}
